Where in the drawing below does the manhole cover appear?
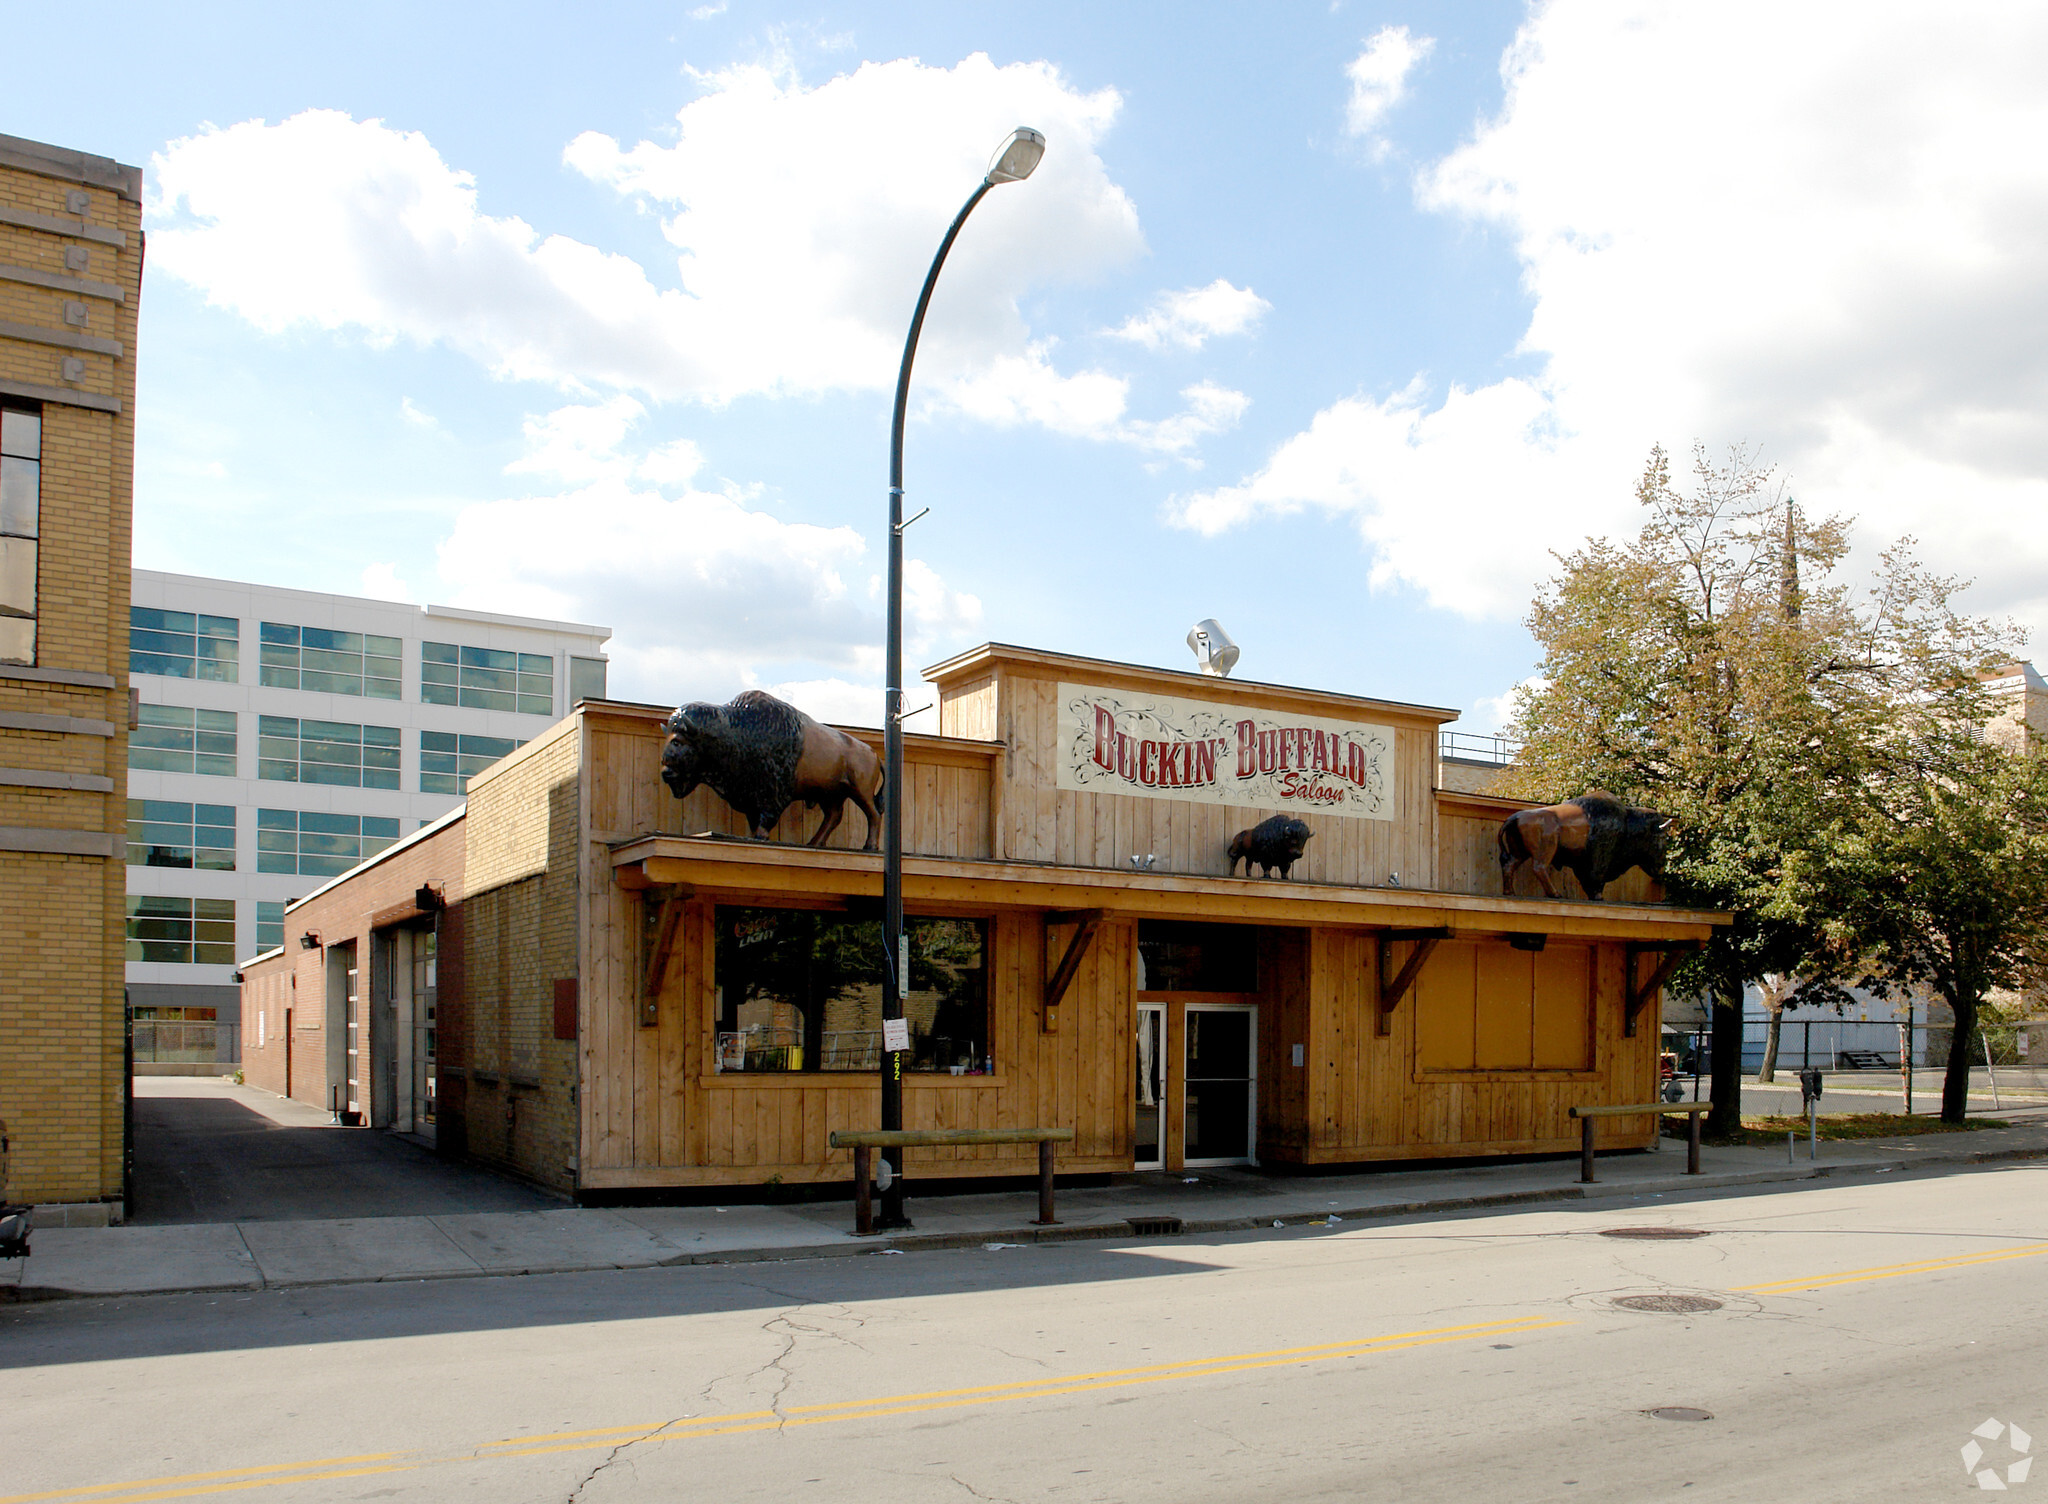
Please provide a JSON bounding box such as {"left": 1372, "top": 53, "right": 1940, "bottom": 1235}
{"left": 1613, "top": 1294, "right": 1724, "bottom": 1314}
{"left": 1600, "top": 1227, "right": 1710, "bottom": 1240}
{"left": 1647, "top": 1407, "right": 1714, "bottom": 1422}
{"left": 1126, "top": 1216, "right": 1184, "bottom": 1236}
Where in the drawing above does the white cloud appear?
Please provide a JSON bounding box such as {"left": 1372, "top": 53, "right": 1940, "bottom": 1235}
{"left": 359, "top": 562, "right": 414, "bottom": 602}
{"left": 1186, "top": 5, "right": 2048, "bottom": 635}
{"left": 1468, "top": 674, "right": 1547, "bottom": 737}
{"left": 1109, "top": 279, "right": 1271, "bottom": 351}
{"left": 398, "top": 396, "right": 437, "bottom": 428}
{"left": 1124, "top": 382, "right": 1252, "bottom": 464}
{"left": 151, "top": 57, "right": 1140, "bottom": 420}
{"left": 1345, "top": 25, "right": 1434, "bottom": 151}
{"left": 437, "top": 402, "right": 980, "bottom": 713}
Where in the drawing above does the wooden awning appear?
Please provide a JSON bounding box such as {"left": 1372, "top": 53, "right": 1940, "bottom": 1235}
{"left": 607, "top": 834, "right": 1725, "bottom": 943}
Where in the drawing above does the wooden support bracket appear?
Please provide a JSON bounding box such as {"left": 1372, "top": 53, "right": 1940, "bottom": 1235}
{"left": 1377, "top": 926, "right": 1452, "bottom": 1036}
{"left": 1043, "top": 909, "right": 1106, "bottom": 1034}
{"left": 641, "top": 886, "right": 692, "bottom": 1027}
{"left": 1624, "top": 940, "right": 1700, "bottom": 1037}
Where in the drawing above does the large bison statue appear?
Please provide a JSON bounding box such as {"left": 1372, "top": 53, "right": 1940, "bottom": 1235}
{"left": 662, "top": 690, "right": 884, "bottom": 850}
{"left": 1497, "top": 792, "right": 1671, "bottom": 902}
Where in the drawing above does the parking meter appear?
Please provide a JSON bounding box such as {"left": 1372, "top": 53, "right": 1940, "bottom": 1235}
{"left": 1798, "top": 1067, "right": 1823, "bottom": 1106}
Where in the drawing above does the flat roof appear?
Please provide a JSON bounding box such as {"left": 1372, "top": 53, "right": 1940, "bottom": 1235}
{"left": 134, "top": 569, "right": 612, "bottom": 643}
{"left": 924, "top": 641, "right": 1463, "bottom": 724}
{"left": 0, "top": 132, "right": 142, "bottom": 201}
{"left": 282, "top": 803, "right": 466, "bottom": 918}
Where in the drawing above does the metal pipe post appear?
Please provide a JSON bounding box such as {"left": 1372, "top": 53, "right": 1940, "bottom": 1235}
{"left": 1579, "top": 1115, "right": 1597, "bottom": 1184}
{"left": 1687, "top": 1110, "right": 1702, "bottom": 1175}
{"left": 1035, "top": 1138, "right": 1057, "bottom": 1225}
{"left": 854, "top": 1145, "right": 874, "bottom": 1237}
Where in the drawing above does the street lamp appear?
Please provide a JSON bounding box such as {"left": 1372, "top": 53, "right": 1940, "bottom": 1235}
{"left": 878, "top": 126, "right": 1045, "bottom": 1230}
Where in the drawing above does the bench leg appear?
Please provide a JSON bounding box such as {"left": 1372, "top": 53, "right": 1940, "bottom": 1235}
{"left": 854, "top": 1145, "right": 874, "bottom": 1236}
{"left": 1580, "top": 1115, "right": 1596, "bottom": 1184}
{"left": 1034, "top": 1139, "right": 1058, "bottom": 1226}
{"left": 1687, "top": 1112, "right": 1702, "bottom": 1175}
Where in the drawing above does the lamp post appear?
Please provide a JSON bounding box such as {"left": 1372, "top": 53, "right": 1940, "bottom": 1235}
{"left": 877, "top": 126, "right": 1045, "bottom": 1230}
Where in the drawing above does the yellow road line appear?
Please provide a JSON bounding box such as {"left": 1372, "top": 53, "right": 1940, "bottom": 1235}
{"left": 8, "top": 1316, "right": 1562, "bottom": 1504}
{"left": 475, "top": 1315, "right": 1558, "bottom": 1451}
{"left": 1735, "top": 1242, "right": 2048, "bottom": 1294}
{"left": 0, "top": 1456, "right": 401, "bottom": 1504}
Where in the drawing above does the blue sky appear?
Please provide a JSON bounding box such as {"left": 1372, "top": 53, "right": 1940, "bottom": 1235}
{"left": 13, "top": 3, "right": 2048, "bottom": 729}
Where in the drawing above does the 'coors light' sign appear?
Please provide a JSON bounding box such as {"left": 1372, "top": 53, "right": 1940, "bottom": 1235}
{"left": 1055, "top": 683, "right": 1394, "bottom": 820}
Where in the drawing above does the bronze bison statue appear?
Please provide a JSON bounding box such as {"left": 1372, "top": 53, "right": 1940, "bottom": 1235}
{"left": 1497, "top": 791, "right": 1670, "bottom": 902}
{"left": 1228, "top": 815, "right": 1313, "bottom": 879}
{"left": 662, "top": 690, "right": 884, "bottom": 850}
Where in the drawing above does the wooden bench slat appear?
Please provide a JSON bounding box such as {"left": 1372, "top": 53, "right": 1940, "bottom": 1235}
{"left": 1570, "top": 1102, "right": 1715, "bottom": 1119}
{"left": 828, "top": 1127, "right": 1076, "bottom": 1149}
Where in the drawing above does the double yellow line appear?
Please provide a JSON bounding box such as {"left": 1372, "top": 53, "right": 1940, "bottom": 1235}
{"left": 0, "top": 1316, "right": 1563, "bottom": 1504}
{"left": 1736, "top": 1241, "right": 2048, "bottom": 1294}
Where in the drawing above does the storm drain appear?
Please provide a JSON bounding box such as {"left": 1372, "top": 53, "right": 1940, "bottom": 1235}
{"left": 1613, "top": 1294, "right": 1724, "bottom": 1314}
{"left": 1599, "top": 1227, "right": 1710, "bottom": 1240}
{"left": 1647, "top": 1407, "right": 1715, "bottom": 1422}
{"left": 1126, "top": 1216, "right": 1185, "bottom": 1236}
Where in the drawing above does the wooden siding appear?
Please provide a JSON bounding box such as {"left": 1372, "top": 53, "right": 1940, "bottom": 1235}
{"left": 962, "top": 664, "right": 1445, "bottom": 888}
{"left": 578, "top": 883, "right": 1136, "bottom": 1186}
{"left": 582, "top": 704, "right": 995, "bottom": 860}
{"left": 1270, "top": 929, "right": 1659, "bottom": 1166}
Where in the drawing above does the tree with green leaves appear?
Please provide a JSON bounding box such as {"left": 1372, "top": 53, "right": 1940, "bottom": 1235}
{"left": 1502, "top": 443, "right": 2023, "bottom": 1135}
{"left": 1780, "top": 728, "right": 2048, "bottom": 1123}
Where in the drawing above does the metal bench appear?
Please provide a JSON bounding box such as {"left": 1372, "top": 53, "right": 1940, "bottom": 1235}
{"left": 827, "top": 1127, "right": 1076, "bottom": 1236}
{"left": 1569, "top": 1101, "right": 1715, "bottom": 1181}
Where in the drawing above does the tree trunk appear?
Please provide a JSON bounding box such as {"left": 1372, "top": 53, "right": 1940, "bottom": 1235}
{"left": 1756, "top": 1006, "right": 1782, "bottom": 1084}
{"left": 1708, "top": 984, "right": 1744, "bottom": 1138}
{"left": 1942, "top": 993, "right": 1977, "bottom": 1125}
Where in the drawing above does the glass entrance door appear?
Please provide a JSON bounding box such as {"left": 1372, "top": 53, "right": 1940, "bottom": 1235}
{"left": 1135, "top": 1006, "right": 1164, "bottom": 1169}
{"left": 1184, "top": 1005, "right": 1255, "bottom": 1165}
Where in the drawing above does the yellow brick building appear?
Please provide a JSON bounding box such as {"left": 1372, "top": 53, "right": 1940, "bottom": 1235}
{"left": 0, "top": 133, "right": 142, "bottom": 1218}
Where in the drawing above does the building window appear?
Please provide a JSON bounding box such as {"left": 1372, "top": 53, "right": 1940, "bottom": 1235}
{"left": 419, "top": 730, "right": 523, "bottom": 794}
{"left": 126, "top": 895, "right": 237, "bottom": 965}
{"left": 1136, "top": 921, "right": 1259, "bottom": 992}
{"left": 569, "top": 656, "right": 607, "bottom": 705}
{"left": 0, "top": 404, "right": 39, "bottom": 665}
{"left": 258, "top": 715, "right": 401, "bottom": 789}
{"left": 421, "top": 642, "right": 552, "bottom": 715}
{"left": 257, "top": 900, "right": 286, "bottom": 954}
{"left": 257, "top": 808, "right": 401, "bottom": 877}
{"left": 126, "top": 799, "right": 235, "bottom": 870}
{"left": 259, "top": 622, "right": 402, "bottom": 698}
{"left": 130, "top": 705, "right": 237, "bottom": 776}
{"left": 712, "top": 907, "right": 989, "bottom": 1073}
{"left": 130, "top": 607, "right": 239, "bottom": 682}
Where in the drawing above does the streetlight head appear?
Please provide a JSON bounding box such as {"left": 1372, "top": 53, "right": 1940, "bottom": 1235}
{"left": 986, "top": 127, "right": 1046, "bottom": 185}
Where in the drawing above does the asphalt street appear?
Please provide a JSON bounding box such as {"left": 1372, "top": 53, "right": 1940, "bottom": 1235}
{"left": 5, "top": 1160, "right": 2044, "bottom": 1503}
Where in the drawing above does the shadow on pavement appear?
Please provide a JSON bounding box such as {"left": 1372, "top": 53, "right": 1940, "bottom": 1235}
{"left": 130, "top": 1080, "right": 554, "bottom": 1225}
{"left": 0, "top": 1239, "right": 1229, "bottom": 1369}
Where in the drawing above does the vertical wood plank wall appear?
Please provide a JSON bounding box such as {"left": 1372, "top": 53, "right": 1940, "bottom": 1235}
{"left": 956, "top": 666, "right": 1445, "bottom": 888}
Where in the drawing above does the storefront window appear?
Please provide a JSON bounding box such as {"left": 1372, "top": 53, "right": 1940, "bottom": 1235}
{"left": 1137, "top": 920, "right": 1258, "bottom": 992}
{"left": 712, "top": 907, "right": 989, "bottom": 1073}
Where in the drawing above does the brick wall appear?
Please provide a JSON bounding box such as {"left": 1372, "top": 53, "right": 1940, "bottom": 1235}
{"left": 238, "top": 817, "right": 465, "bottom": 1135}
{"left": 0, "top": 137, "right": 141, "bottom": 1209}
{"left": 456, "top": 718, "right": 581, "bottom": 1189}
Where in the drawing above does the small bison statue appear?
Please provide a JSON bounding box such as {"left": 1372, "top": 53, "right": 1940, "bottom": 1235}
{"left": 1228, "top": 815, "right": 1313, "bottom": 879}
{"left": 1497, "top": 791, "right": 1671, "bottom": 902}
{"left": 662, "top": 690, "right": 884, "bottom": 850}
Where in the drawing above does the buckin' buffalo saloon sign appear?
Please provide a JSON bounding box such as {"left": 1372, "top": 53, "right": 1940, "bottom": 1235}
{"left": 1055, "top": 683, "right": 1394, "bottom": 819}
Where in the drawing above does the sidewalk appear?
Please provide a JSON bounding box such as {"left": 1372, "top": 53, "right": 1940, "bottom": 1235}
{"left": 7, "top": 1104, "right": 2045, "bottom": 1303}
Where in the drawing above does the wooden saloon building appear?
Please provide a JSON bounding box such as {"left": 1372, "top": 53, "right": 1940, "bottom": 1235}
{"left": 241, "top": 643, "right": 1723, "bottom": 1195}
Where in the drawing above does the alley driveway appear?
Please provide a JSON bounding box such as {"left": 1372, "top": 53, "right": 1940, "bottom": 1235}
{"left": 129, "top": 1078, "right": 555, "bottom": 1224}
